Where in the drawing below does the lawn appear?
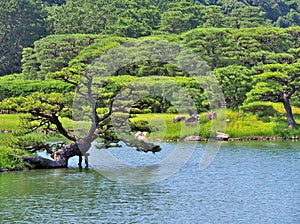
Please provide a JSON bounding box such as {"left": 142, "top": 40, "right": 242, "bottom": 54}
{"left": 1, "top": 103, "right": 300, "bottom": 142}
{"left": 0, "top": 114, "right": 20, "bottom": 130}
{"left": 130, "top": 112, "right": 276, "bottom": 139}
{"left": 0, "top": 114, "right": 74, "bottom": 131}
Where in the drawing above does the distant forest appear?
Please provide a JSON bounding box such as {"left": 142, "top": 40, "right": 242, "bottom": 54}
{"left": 1, "top": 0, "right": 299, "bottom": 76}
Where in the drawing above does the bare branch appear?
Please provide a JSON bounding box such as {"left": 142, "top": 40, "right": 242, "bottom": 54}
{"left": 30, "top": 110, "right": 77, "bottom": 142}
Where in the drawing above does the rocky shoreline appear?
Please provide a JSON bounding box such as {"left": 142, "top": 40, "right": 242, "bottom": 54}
{"left": 0, "top": 167, "right": 26, "bottom": 173}
{"left": 227, "top": 136, "right": 300, "bottom": 141}
{"left": 151, "top": 136, "right": 300, "bottom": 142}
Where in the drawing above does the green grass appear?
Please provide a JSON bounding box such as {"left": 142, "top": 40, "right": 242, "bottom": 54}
{"left": 224, "top": 111, "right": 275, "bottom": 137}
{"left": 1, "top": 103, "right": 300, "bottom": 142}
{"left": 0, "top": 114, "right": 94, "bottom": 135}
{"left": 130, "top": 105, "right": 300, "bottom": 139}
{"left": 0, "top": 114, "right": 20, "bottom": 130}
{"left": 0, "top": 114, "right": 73, "bottom": 169}
{"left": 130, "top": 113, "right": 214, "bottom": 139}
{"left": 130, "top": 112, "right": 275, "bottom": 139}
{"left": 1, "top": 106, "right": 300, "bottom": 169}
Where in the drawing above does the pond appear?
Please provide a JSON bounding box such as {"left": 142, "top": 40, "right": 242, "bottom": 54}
{"left": 0, "top": 141, "right": 299, "bottom": 223}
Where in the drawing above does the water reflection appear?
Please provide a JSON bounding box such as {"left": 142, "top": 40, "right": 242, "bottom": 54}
{"left": 89, "top": 142, "right": 197, "bottom": 185}
{"left": 0, "top": 141, "right": 299, "bottom": 223}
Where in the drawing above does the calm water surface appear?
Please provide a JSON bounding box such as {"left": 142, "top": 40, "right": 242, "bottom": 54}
{"left": 0, "top": 141, "right": 299, "bottom": 223}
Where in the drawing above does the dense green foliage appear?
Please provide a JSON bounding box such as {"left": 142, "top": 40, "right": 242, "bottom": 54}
{"left": 0, "top": 147, "right": 28, "bottom": 169}
{"left": 0, "top": 74, "right": 74, "bottom": 101}
{"left": 181, "top": 27, "right": 300, "bottom": 68}
{"left": 0, "top": 0, "right": 48, "bottom": 76}
{"left": 1, "top": 0, "right": 300, "bottom": 75}
{"left": 22, "top": 34, "right": 102, "bottom": 79}
{"left": 42, "top": 0, "right": 66, "bottom": 6}
{"left": 48, "top": 0, "right": 300, "bottom": 36}
{"left": 2, "top": 26, "right": 300, "bottom": 122}
{"left": 1, "top": 0, "right": 300, "bottom": 168}
{"left": 18, "top": 27, "right": 300, "bottom": 113}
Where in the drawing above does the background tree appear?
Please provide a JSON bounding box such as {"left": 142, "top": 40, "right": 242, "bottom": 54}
{"left": 202, "top": 6, "right": 225, "bottom": 27}
{"left": 181, "top": 28, "right": 232, "bottom": 68}
{"left": 42, "top": 0, "right": 66, "bottom": 6}
{"left": 215, "top": 65, "right": 253, "bottom": 109}
{"left": 217, "top": 0, "right": 246, "bottom": 15}
{"left": 160, "top": 11, "right": 192, "bottom": 34}
{"left": 276, "top": 9, "right": 300, "bottom": 28}
{"left": 217, "top": 0, "right": 300, "bottom": 27}
{"left": 48, "top": 0, "right": 160, "bottom": 38}
{"left": 0, "top": 0, "right": 48, "bottom": 76}
{"left": 160, "top": 0, "right": 205, "bottom": 34}
{"left": 245, "top": 63, "right": 300, "bottom": 128}
{"left": 21, "top": 34, "right": 101, "bottom": 79}
{"left": 227, "top": 27, "right": 295, "bottom": 67}
{"left": 227, "top": 6, "right": 270, "bottom": 28}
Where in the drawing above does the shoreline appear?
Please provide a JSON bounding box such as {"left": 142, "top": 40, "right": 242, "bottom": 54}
{"left": 150, "top": 136, "right": 300, "bottom": 142}
{"left": 1, "top": 136, "right": 299, "bottom": 172}
{"left": 0, "top": 167, "right": 26, "bottom": 173}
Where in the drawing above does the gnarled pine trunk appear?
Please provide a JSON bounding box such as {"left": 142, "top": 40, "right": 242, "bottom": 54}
{"left": 22, "top": 142, "right": 86, "bottom": 169}
{"left": 283, "top": 93, "right": 297, "bottom": 129}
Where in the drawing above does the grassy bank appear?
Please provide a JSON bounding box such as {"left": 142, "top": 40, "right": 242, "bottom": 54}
{"left": 130, "top": 103, "right": 300, "bottom": 139}
{"left": 0, "top": 115, "right": 72, "bottom": 170}
{"left": 0, "top": 114, "right": 74, "bottom": 131}
{"left": 1, "top": 106, "right": 300, "bottom": 139}
{"left": 1, "top": 106, "right": 299, "bottom": 169}
{"left": 130, "top": 112, "right": 277, "bottom": 139}
{"left": 0, "top": 146, "right": 29, "bottom": 170}
{"left": 0, "top": 114, "right": 20, "bottom": 130}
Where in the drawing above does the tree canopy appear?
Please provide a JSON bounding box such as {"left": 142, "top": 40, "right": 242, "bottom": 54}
{"left": 8, "top": 26, "right": 300, "bottom": 130}
{"left": 245, "top": 63, "right": 300, "bottom": 128}
{"left": 1, "top": 0, "right": 300, "bottom": 76}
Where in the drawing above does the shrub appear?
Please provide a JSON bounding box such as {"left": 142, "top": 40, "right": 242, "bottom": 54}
{"left": 0, "top": 147, "right": 28, "bottom": 169}
{"left": 130, "top": 120, "right": 151, "bottom": 132}
{"left": 274, "top": 122, "right": 300, "bottom": 137}
{"left": 0, "top": 76, "right": 74, "bottom": 101}
{"left": 166, "top": 106, "right": 178, "bottom": 114}
{"left": 130, "top": 108, "right": 142, "bottom": 114}
{"left": 242, "top": 102, "right": 280, "bottom": 122}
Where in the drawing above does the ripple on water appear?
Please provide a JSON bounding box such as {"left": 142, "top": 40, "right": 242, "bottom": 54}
{"left": 0, "top": 141, "right": 299, "bottom": 223}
